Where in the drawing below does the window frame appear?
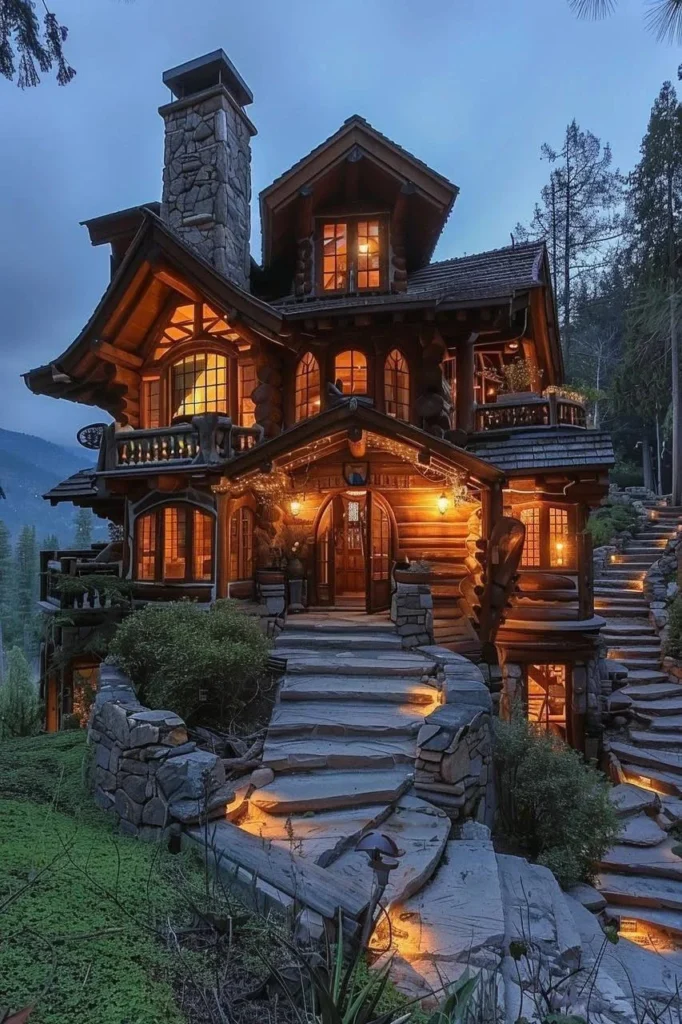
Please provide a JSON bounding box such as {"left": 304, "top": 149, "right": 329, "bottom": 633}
{"left": 134, "top": 503, "right": 215, "bottom": 584}
{"left": 516, "top": 503, "right": 576, "bottom": 571}
{"left": 383, "top": 348, "right": 410, "bottom": 420}
{"left": 294, "top": 351, "right": 322, "bottom": 422}
{"left": 316, "top": 216, "right": 388, "bottom": 295}
{"left": 229, "top": 506, "right": 255, "bottom": 581}
{"left": 334, "top": 349, "right": 369, "bottom": 396}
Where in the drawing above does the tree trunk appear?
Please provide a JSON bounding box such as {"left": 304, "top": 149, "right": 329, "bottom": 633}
{"left": 656, "top": 409, "right": 664, "bottom": 496}
{"left": 667, "top": 164, "right": 681, "bottom": 504}
{"left": 642, "top": 434, "right": 655, "bottom": 492}
{"left": 563, "top": 130, "right": 572, "bottom": 367}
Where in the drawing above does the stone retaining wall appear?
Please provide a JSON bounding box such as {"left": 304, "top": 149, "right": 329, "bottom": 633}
{"left": 644, "top": 533, "right": 680, "bottom": 641}
{"left": 391, "top": 581, "right": 434, "bottom": 649}
{"left": 414, "top": 650, "right": 493, "bottom": 824}
{"left": 89, "top": 665, "right": 234, "bottom": 840}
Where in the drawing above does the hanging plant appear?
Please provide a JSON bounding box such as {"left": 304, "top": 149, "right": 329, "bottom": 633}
{"left": 501, "top": 358, "right": 543, "bottom": 394}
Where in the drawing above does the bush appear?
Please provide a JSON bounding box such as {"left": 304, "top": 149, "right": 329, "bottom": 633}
{"left": 494, "top": 712, "right": 621, "bottom": 888}
{"left": 665, "top": 595, "right": 682, "bottom": 660}
{"left": 585, "top": 500, "right": 639, "bottom": 547}
{"left": 0, "top": 646, "right": 41, "bottom": 740}
{"left": 107, "top": 599, "right": 270, "bottom": 724}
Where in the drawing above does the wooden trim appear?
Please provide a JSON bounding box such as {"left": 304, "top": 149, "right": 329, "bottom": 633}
{"left": 94, "top": 339, "right": 144, "bottom": 370}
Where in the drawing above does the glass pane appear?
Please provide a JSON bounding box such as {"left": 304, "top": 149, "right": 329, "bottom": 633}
{"left": 295, "top": 351, "right": 321, "bottom": 421}
{"left": 172, "top": 353, "right": 229, "bottom": 418}
{"left": 136, "top": 513, "right": 156, "bottom": 580}
{"left": 321, "top": 222, "right": 348, "bottom": 291}
{"left": 334, "top": 350, "right": 368, "bottom": 395}
{"left": 193, "top": 510, "right": 213, "bottom": 582}
{"left": 164, "top": 506, "right": 187, "bottom": 580}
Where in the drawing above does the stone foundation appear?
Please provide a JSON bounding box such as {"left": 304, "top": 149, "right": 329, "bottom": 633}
{"left": 89, "top": 665, "right": 234, "bottom": 840}
{"left": 391, "top": 581, "right": 434, "bottom": 649}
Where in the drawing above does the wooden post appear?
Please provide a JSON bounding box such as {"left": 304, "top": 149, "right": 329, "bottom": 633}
{"left": 456, "top": 338, "right": 475, "bottom": 433}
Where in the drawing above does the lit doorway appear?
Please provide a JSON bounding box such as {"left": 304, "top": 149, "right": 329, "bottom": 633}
{"left": 526, "top": 664, "right": 570, "bottom": 742}
{"left": 314, "top": 491, "right": 393, "bottom": 612}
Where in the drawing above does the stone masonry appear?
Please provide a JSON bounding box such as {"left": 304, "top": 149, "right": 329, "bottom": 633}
{"left": 159, "top": 85, "right": 255, "bottom": 288}
{"left": 391, "top": 581, "right": 434, "bottom": 649}
{"left": 89, "top": 665, "right": 233, "bottom": 840}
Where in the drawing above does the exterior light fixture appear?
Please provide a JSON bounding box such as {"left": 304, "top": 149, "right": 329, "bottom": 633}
{"left": 437, "top": 492, "right": 449, "bottom": 516}
{"left": 290, "top": 499, "right": 302, "bottom": 518}
{"left": 356, "top": 831, "right": 401, "bottom": 948}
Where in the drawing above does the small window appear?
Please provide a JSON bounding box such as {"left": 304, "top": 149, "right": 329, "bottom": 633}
{"left": 549, "top": 507, "right": 569, "bottom": 568}
{"left": 335, "top": 350, "right": 367, "bottom": 395}
{"left": 322, "top": 222, "right": 348, "bottom": 291}
{"left": 357, "top": 220, "right": 381, "bottom": 289}
{"left": 519, "top": 508, "right": 540, "bottom": 568}
{"left": 135, "top": 505, "right": 214, "bottom": 583}
{"left": 142, "top": 378, "right": 161, "bottom": 429}
{"left": 527, "top": 664, "right": 568, "bottom": 739}
{"left": 295, "top": 352, "right": 321, "bottom": 421}
{"left": 238, "top": 360, "right": 256, "bottom": 427}
{"left": 230, "top": 507, "right": 254, "bottom": 580}
{"left": 171, "top": 352, "right": 228, "bottom": 419}
{"left": 384, "top": 350, "right": 410, "bottom": 419}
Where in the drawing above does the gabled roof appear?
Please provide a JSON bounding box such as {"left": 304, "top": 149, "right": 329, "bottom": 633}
{"left": 274, "top": 240, "right": 547, "bottom": 318}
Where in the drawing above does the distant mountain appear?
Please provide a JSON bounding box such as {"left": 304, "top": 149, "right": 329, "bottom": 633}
{"left": 0, "top": 427, "right": 104, "bottom": 545}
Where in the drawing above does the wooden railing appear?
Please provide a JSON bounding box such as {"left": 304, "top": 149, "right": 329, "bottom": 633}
{"left": 474, "top": 394, "right": 587, "bottom": 433}
{"left": 96, "top": 415, "right": 264, "bottom": 471}
{"left": 40, "top": 547, "right": 126, "bottom": 611}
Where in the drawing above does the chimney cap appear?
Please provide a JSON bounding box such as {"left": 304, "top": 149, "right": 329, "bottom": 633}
{"left": 163, "top": 50, "right": 253, "bottom": 107}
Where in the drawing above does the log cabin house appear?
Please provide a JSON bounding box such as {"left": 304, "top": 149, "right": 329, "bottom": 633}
{"left": 25, "top": 50, "right": 614, "bottom": 749}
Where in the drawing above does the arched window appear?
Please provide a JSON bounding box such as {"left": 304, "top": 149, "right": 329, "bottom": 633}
{"left": 334, "top": 350, "right": 367, "bottom": 395}
{"left": 384, "top": 349, "right": 410, "bottom": 420}
{"left": 229, "top": 507, "right": 254, "bottom": 580}
{"left": 135, "top": 505, "right": 214, "bottom": 582}
{"left": 171, "top": 352, "right": 228, "bottom": 419}
{"left": 295, "top": 353, "right": 321, "bottom": 422}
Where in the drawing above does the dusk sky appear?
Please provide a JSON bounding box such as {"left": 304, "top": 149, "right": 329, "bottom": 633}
{"left": 0, "top": 0, "right": 678, "bottom": 446}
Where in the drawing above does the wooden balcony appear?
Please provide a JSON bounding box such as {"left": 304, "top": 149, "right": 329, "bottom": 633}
{"left": 473, "top": 392, "right": 587, "bottom": 433}
{"left": 40, "top": 545, "right": 126, "bottom": 612}
{"left": 92, "top": 415, "right": 264, "bottom": 473}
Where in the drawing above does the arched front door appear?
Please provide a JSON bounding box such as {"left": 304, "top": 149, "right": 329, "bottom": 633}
{"left": 314, "top": 491, "right": 393, "bottom": 612}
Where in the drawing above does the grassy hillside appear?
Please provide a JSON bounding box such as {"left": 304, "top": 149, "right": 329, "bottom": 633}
{"left": 0, "top": 427, "right": 103, "bottom": 543}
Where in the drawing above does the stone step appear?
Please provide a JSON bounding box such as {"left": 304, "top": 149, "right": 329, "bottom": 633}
{"left": 497, "top": 854, "right": 583, "bottom": 962}
{"left": 609, "top": 783, "right": 661, "bottom": 817}
{"left": 621, "top": 763, "right": 682, "bottom": 796}
{"left": 595, "top": 580, "right": 644, "bottom": 590}
{"left": 613, "top": 658, "right": 662, "bottom": 672}
{"left": 624, "top": 669, "right": 669, "bottom": 684}
{"left": 598, "top": 872, "right": 682, "bottom": 913}
{"left": 268, "top": 700, "right": 427, "bottom": 737}
{"left": 605, "top": 903, "right": 682, "bottom": 938}
{"left": 599, "top": 837, "right": 682, "bottom": 880}
{"left": 622, "top": 683, "right": 681, "bottom": 702}
{"left": 282, "top": 653, "right": 432, "bottom": 677}
{"left": 594, "top": 590, "right": 647, "bottom": 602}
{"left": 278, "top": 675, "right": 438, "bottom": 705}
{"left": 604, "top": 635, "right": 660, "bottom": 648}
{"left": 630, "top": 695, "right": 682, "bottom": 717}
{"left": 609, "top": 647, "right": 662, "bottom": 660}
{"left": 630, "top": 729, "right": 682, "bottom": 749}
{"left": 329, "top": 794, "right": 451, "bottom": 909}
{"left": 250, "top": 767, "right": 414, "bottom": 814}
{"left": 611, "top": 740, "right": 682, "bottom": 777}
{"left": 634, "top": 712, "right": 682, "bottom": 732}
{"left": 280, "top": 617, "right": 395, "bottom": 635}
{"left": 275, "top": 632, "right": 403, "bottom": 652}
{"left": 603, "top": 623, "right": 657, "bottom": 637}
{"left": 238, "top": 804, "right": 393, "bottom": 865}
{"left": 595, "top": 602, "right": 651, "bottom": 617}
{"left": 619, "top": 812, "right": 668, "bottom": 847}
{"left": 262, "top": 734, "right": 417, "bottom": 772}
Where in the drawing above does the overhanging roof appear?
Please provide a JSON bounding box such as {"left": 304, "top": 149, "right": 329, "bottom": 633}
{"left": 466, "top": 429, "right": 615, "bottom": 474}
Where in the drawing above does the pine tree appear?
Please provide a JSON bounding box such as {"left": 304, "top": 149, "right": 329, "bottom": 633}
{"left": 0, "top": 646, "right": 40, "bottom": 739}
{"left": 568, "top": 0, "right": 682, "bottom": 43}
{"left": 14, "top": 525, "right": 38, "bottom": 654}
{"left": 0, "top": 520, "right": 13, "bottom": 678}
{"left": 514, "top": 121, "right": 623, "bottom": 369}
{"left": 0, "top": 0, "right": 75, "bottom": 87}
{"left": 41, "top": 533, "right": 60, "bottom": 553}
{"left": 73, "top": 508, "right": 93, "bottom": 548}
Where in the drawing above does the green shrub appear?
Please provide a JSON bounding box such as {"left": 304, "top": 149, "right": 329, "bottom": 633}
{"left": 0, "top": 646, "right": 42, "bottom": 740}
{"left": 665, "top": 595, "right": 682, "bottom": 660}
{"left": 107, "top": 599, "right": 270, "bottom": 723}
{"left": 585, "top": 500, "right": 639, "bottom": 548}
{"left": 494, "top": 712, "right": 621, "bottom": 888}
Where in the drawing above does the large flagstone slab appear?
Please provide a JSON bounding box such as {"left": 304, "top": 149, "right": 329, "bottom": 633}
{"left": 238, "top": 804, "right": 392, "bottom": 865}
{"left": 619, "top": 812, "right": 668, "bottom": 847}
{"left": 599, "top": 838, "right": 682, "bottom": 881}
{"left": 282, "top": 652, "right": 432, "bottom": 677}
{"left": 598, "top": 871, "right": 682, "bottom": 912}
{"left": 497, "top": 854, "right": 581, "bottom": 964}
{"left": 609, "top": 783, "right": 661, "bottom": 817}
{"left": 268, "top": 700, "right": 427, "bottom": 737}
{"left": 262, "top": 734, "right": 416, "bottom": 772}
{"left": 250, "top": 766, "right": 414, "bottom": 815}
{"left": 278, "top": 674, "right": 438, "bottom": 705}
{"left": 610, "top": 740, "right": 682, "bottom": 777}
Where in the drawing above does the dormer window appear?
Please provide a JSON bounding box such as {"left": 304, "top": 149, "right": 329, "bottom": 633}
{"left": 320, "top": 218, "right": 385, "bottom": 293}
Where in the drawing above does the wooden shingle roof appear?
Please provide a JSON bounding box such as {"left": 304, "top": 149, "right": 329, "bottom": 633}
{"left": 465, "top": 429, "right": 615, "bottom": 474}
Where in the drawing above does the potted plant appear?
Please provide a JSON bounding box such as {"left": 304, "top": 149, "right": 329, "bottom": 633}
{"left": 394, "top": 558, "right": 431, "bottom": 585}
{"left": 499, "top": 358, "right": 543, "bottom": 399}
{"left": 254, "top": 527, "right": 285, "bottom": 585}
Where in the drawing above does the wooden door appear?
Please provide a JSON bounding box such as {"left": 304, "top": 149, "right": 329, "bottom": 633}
{"left": 367, "top": 492, "right": 392, "bottom": 612}
{"left": 335, "top": 495, "right": 366, "bottom": 596}
{"left": 316, "top": 501, "right": 334, "bottom": 605}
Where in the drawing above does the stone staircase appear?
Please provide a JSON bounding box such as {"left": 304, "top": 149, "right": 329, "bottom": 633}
{"left": 597, "top": 504, "right": 682, "bottom": 940}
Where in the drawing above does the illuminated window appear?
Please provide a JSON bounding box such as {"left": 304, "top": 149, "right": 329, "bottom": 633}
{"left": 443, "top": 355, "right": 457, "bottom": 409}
{"left": 357, "top": 220, "right": 381, "bottom": 289}
{"left": 322, "top": 222, "right": 348, "bottom": 291}
{"left": 142, "top": 378, "right": 160, "bottom": 429}
{"left": 136, "top": 512, "right": 156, "bottom": 580}
{"left": 171, "top": 352, "right": 228, "bottom": 419}
{"left": 520, "top": 508, "right": 540, "bottom": 568}
{"left": 154, "top": 302, "right": 235, "bottom": 361}
{"left": 229, "top": 507, "right": 254, "bottom": 580}
{"left": 550, "top": 507, "right": 569, "bottom": 568}
{"left": 135, "top": 505, "right": 214, "bottom": 583}
{"left": 371, "top": 503, "right": 390, "bottom": 582}
{"left": 238, "top": 360, "right": 256, "bottom": 427}
{"left": 527, "top": 664, "right": 567, "bottom": 738}
{"left": 164, "top": 506, "right": 187, "bottom": 580}
{"left": 335, "top": 350, "right": 368, "bottom": 395}
{"left": 295, "top": 352, "right": 321, "bottom": 421}
{"left": 347, "top": 501, "right": 360, "bottom": 523}
{"left": 384, "top": 350, "right": 410, "bottom": 419}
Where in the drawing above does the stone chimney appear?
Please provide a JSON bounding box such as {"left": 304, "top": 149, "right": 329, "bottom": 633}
{"left": 159, "top": 50, "right": 256, "bottom": 290}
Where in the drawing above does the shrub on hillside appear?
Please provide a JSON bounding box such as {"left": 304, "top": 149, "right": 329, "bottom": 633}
{"left": 494, "top": 711, "right": 620, "bottom": 888}
{"left": 585, "top": 500, "right": 639, "bottom": 547}
{"left": 107, "top": 600, "right": 270, "bottom": 724}
{"left": 0, "top": 646, "right": 41, "bottom": 740}
{"left": 665, "top": 595, "right": 682, "bottom": 661}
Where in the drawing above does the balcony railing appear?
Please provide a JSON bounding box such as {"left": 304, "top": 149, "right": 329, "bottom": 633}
{"left": 474, "top": 393, "right": 587, "bottom": 433}
{"left": 92, "top": 415, "right": 264, "bottom": 471}
{"left": 40, "top": 546, "right": 127, "bottom": 611}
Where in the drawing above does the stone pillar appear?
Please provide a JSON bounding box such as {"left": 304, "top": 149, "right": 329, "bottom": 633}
{"left": 499, "top": 660, "right": 523, "bottom": 720}
{"left": 159, "top": 52, "right": 256, "bottom": 288}
{"left": 390, "top": 581, "right": 434, "bottom": 649}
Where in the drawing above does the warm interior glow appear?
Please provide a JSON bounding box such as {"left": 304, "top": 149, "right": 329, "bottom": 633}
{"left": 384, "top": 349, "right": 410, "bottom": 420}
{"left": 322, "top": 222, "right": 348, "bottom": 291}
{"left": 295, "top": 352, "right": 321, "bottom": 421}
{"left": 356, "top": 220, "right": 381, "bottom": 289}
{"left": 437, "top": 492, "right": 449, "bottom": 516}
{"left": 172, "top": 352, "right": 228, "bottom": 419}
{"left": 290, "top": 499, "right": 302, "bottom": 518}
{"left": 335, "top": 350, "right": 368, "bottom": 395}
{"left": 527, "top": 664, "right": 567, "bottom": 739}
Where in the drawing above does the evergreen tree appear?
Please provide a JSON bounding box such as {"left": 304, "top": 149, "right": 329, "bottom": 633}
{"left": 514, "top": 121, "right": 623, "bottom": 368}
{"left": 0, "top": 646, "right": 40, "bottom": 739}
{"left": 73, "top": 508, "right": 93, "bottom": 548}
{"left": 568, "top": 0, "right": 682, "bottom": 43}
{"left": 0, "top": 0, "right": 75, "bottom": 87}
{"left": 15, "top": 525, "right": 38, "bottom": 654}
{"left": 0, "top": 520, "right": 13, "bottom": 678}
{"left": 41, "top": 532, "right": 60, "bottom": 553}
